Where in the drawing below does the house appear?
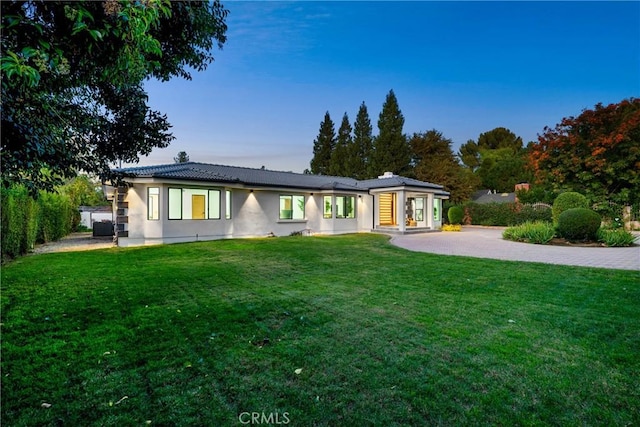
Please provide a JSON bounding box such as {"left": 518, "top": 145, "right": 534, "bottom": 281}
{"left": 106, "top": 162, "right": 449, "bottom": 247}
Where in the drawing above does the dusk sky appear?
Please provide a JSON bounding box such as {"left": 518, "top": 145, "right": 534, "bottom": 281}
{"left": 139, "top": 1, "right": 639, "bottom": 173}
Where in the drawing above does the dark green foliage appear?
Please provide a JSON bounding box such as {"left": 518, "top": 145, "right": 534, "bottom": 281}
{"left": 502, "top": 221, "right": 556, "bottom": 244}
{"left": 351, "top": 102, "right": 374, "bottom": 179}
{"left": 597, "top": 228, "right": 637, "bottom": 247}
{"left": 370, "top": 90, "right": 411, "bottom": 176}
{"left": 552, "top": 192, "right": 589, "bottom": 223}
{"left": 463, "top": 203, "right": 552, "bottom": 226}
{"left": 411, "top": 130, "right": 478, "bottom": 203}
{"left": 1, "top": 186, "right": 39, "bottom": 259}
{"left": 448, "top": 206, "right": 464, "bottom": 224}
{"left": 310, "top": 111, "right": 336, "bottom": 175}
{"left": 329, "top": 113, "right": 353, "bottom": 177}
{"left": 1, "top": 1, "right": 228, "bottom": 193}
{"left": 556, "top": 208, "right": 602, "bottom": 241}
{"left": 174, "top": 151, "right": 190, "bottom": 163}
{"left": 35, "top": 192, "right": 75, "bottom": 243}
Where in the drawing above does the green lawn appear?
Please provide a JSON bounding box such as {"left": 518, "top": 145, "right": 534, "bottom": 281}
{"left": 2, "top": 234, "right": 638, "bottom": 426}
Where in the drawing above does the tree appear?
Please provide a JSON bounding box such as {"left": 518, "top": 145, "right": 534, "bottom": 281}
{"left": 410, "top": 130, "right": 479, "bottom": 203}
{"left": 458, "top": 127, "right": 529, "bottom": 192}
{"left": 1, "top": 1, "right": 229, "bottom": 194}
{"left": 329, "top": 113, "right": 353, "bottom": 177}
{"left": 310, "top": 111, "right": 336, "bottom": 175}
{"left": 530, "top": 98, "right": 640, "bottom": 206}
{"left": 60, "top": 175, "right": 109, "bottom": 207}
{"left": 174, "top": 151, "right": 190, "bottom": 163}
{"left": 370, "top": 90, "right": 411, "bottom": 176}
{"left": 350, "top": 101, "right": 374, "bottom": 179}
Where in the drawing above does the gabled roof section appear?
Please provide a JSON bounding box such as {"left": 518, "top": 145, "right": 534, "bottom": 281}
{"left": 115, "top": 162, "right": 449, "bottom": 195}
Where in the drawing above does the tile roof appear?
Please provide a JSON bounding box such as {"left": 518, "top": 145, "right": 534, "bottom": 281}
{"left": 471, "top": 189, "right": 516, "bottom": 204}
{"left": 116, "top": 162, "right": 449, "bottom": 194}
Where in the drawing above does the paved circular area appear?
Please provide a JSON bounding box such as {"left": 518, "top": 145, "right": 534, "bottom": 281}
{"left": 391, "top": 227, "right": 640, "bottom": 271}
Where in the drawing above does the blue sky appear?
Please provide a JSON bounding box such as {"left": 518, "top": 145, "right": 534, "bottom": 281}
{"left": 140, "top": 1, "right": 639, "bottom": 173}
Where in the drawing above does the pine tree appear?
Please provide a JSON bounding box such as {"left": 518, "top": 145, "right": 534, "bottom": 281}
{"left": 310, "top": 112, "right": 336, "bottom": 175}
{"left": 329, "top": 113, "right": 353, "bottom": 176}
{"left": 370, "top": 90, "right": 411, "bottom": 176}
{"left": 351, "top": 102, "right": 374, "bottom": 179}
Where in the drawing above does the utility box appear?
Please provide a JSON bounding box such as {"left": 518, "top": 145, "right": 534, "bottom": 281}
{"left": 93, "top": 221, "right": 114, "bottom": 237}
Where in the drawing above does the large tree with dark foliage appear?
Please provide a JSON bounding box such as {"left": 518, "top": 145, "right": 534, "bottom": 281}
{"left": 329, "top": 112, "right": 353, "bottom": 177}
{"left": 350, "top": 101, "right": 374, "bottom": 179}
{"left": 310, "top": 111, "right": 336, "bottom": 175}
{"left": 530, "top": 98, "right": 640, "bottom": 206}
{"left": 410, "top": 130, "right": 478, "bottom": 203}
{"left": 370, "top": 90, "right": 411, "bottom": 176}
{"left": 1, "top": 0, "right": 228, "bottom": 193}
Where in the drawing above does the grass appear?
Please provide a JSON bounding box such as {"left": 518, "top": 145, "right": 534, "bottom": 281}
{"left": 2, "top": 234, "right": 639, "bottom": 426}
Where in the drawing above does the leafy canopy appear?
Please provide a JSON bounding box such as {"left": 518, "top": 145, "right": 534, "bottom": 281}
{"left": 1, "top": 0, "right": 228, "bottom": 194}
{"left": 530, "top": 98, "right": 640, "bottom": 205}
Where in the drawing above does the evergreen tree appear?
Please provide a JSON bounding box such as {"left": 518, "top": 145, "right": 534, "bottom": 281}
{"left": 329, "top": 113, "right": 353, "bottom": 176}
{"left": 310, "top": 112, "right": 336, "bottom": 175}
{"left": 174, "top": 151, "right": 190, "bottom": 163}
{"left": 370, "top": 90, "right": 411, "bottom": 176}
{"left": 351, "top": 102, "right": 374, "bottom": 179}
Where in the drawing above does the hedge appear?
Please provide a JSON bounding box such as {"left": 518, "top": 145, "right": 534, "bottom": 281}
{"left": 461, "top": 202, "right": 552, "bottom": 226}
{"left": 1, "top": 186, "right": 76, "bottom": 260}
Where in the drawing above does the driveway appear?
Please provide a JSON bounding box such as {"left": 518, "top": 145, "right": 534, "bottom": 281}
{"left": 391, "top": 227, "right": 640, "bottom": 271}
{"left": 31, "top": 232, "right": 115, "bottom": 255}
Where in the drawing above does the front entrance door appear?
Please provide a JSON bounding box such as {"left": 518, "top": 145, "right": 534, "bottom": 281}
{"left": 379, "top": 193, "right": 396, "bottom": 226}
{"left": 192, "top": 195, "right": 206, "bottom": 219}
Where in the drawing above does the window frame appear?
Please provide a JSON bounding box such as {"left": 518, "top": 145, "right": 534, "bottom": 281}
{"left": 168, "top": 187, "right": 224, "bottom": 220}
{"left": 323, "top": 195, "right": 333, "bottom": 219}
{"left": 335, "top": 195, "right": 356, "bottom": 219}
{"left": 147, "top": 187, "right": 160, "bottom": 220}
{"left": 279, "top": 194, "right": 306, "bottom": 221}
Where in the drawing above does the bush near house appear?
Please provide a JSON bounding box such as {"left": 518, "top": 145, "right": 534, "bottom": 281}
{"left": 462, "top": 202, "right": 552, "bottom": 226}
{"left": 556, "top": 208, "right": 601, "bottom": 242}
{"left": 502, "top": 221, "right": 556, "bottom": 244}
{"left": 447, "top": 206, "right": 464, "bottom": 225}
{"left": 552, "top": 192, "right": 589, "bottom": 224}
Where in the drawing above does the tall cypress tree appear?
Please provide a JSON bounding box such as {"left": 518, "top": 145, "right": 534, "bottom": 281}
{"left": 329, "top": 113, "right": 353, "bottom": 176}
{"left": 371, "top": 90, "right": 411, "bottom": 176}
{"left": 310, "top": 112, "right": 336, "bottom": 175}
{"left": 351, "top": 102, "right": 374, "bottom": 179}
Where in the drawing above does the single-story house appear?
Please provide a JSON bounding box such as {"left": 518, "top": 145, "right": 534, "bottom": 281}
{"left": 105, "top": 162, "right": 449, "bottom": 247}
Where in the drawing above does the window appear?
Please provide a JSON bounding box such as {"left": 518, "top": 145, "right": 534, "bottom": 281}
{"left": 167, "top": 187, "right": 221, "bottom": 220}
{"left": 280, "top": 195, "right": 305, "bottom": 220}
{"left": 208, "top": 190, "right": 221, "bottom": 219}
{"left": 434, "top": 199, "right": 440, "bottom": 221}
{"left": 148, "top": 187, "right": 160, "bottom": 220}
{"left": 225, "top": 190, "right": 232, "bottom": 219}
{"left": 415, "top": 198, "right": 424, "bottom": 222}
{"left": 336, "top": 196, "right": 355, "bottom": 219}
{"left": 323, "top": 196, "right": 332, "bottom": 218}
{"left": 168, "top": 188, "right": 182, "bottom": 219}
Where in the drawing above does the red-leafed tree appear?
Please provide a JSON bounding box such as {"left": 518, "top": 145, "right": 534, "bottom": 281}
{"left": 529, "top": 98, "right": 640, "bottom": 206}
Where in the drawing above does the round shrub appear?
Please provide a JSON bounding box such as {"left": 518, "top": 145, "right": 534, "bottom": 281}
{"left": 556, "top": 208, "right": 601, "bottom": 241}
{"left": 448, "top": 206, "right": 464, "bottom": 225}
{"left": 552, "top": 192, "right": 588, "bottom": 223}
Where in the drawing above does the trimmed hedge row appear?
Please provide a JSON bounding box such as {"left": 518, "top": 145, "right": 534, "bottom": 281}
{"left": 1, "top": 186, "right": 78, "bottom": 260}
{"left": 461, "top": 202, "right": 552, "bottom": 226}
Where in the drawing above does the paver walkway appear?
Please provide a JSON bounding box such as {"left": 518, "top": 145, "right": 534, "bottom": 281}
{"left": 391, "top": 227, "right": 640, "bottom": 271}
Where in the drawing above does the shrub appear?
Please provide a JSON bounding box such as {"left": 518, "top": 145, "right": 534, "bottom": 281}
{"left": 556, "top": 208, "right": 601, "bottom": 241}
{"left": 552, "top": 192, "right": 588, "bottom": 224}
{"left": 448, "top": 206, "right": 464, "bottom": 225}
{"left": 462, "top": 202, "right": 551, "bottom": 226}
{"left": 597, "top": 229, "right": 637, "bottom": 247}
{"left": 1, "top": 186, "right": 40, "bottom": 260}
{"left": 503, "top": 221, "right": 556, "bottom": 244}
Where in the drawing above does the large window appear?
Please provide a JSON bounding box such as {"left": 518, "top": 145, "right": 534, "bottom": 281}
{"left": 168, "top": 188, "right": 221, "bottom": 220}
{"left": 434, "top": 199, "right": 441, "bottom": 221}
{"left": 415, "top": 198, "right": 424, "bottom": 222}
{"left": 336, "top": 196, "right": 355, "bottom": 219}
{"left": 280, "top": 195, "right": 305, "bottom": 220}
{"left": 323, "top": 196, "right": 332, "bottom": 219}
{"left": 148, "top": 187, "right": 159, "bottom": 220}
